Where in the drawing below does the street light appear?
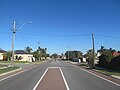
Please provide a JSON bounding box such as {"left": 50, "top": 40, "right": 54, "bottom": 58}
{"left": 17, "top": 21, "right": 32, "bottom": 31}
{"left": 11, "top": 20, "right": 32, "bottom": 67}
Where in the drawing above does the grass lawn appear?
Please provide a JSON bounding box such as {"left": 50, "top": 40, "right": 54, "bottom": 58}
{"left": 0, "top": 66, "right": 20, "bottom": 74}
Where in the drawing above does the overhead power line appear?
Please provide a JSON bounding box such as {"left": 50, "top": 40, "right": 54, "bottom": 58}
{"left": 95, "top": 34, "right": 120, "bottom": 39}
{"left": 0, "top": 32, "right": 11, "bottom": 34}
{"left": 18, "top": 31, "right": 91, "bottom": 37}
{"left": 95, "top": 36, "right": 120, "bottom": 48}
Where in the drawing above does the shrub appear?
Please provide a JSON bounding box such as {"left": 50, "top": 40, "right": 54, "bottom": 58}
{"left": 98, "top": 54, "right": 112, "bottom": 68}
{"left": 109, "top": 56, "right": 120, "bottom": 70}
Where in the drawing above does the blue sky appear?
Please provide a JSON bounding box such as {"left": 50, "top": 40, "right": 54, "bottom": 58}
{"left": 0, "top": 0, "right": 120, "bottom": 54}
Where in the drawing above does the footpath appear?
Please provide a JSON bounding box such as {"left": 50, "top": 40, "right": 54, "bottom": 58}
{"left": 70, "top": 61, "right": 120, "bottom": 85}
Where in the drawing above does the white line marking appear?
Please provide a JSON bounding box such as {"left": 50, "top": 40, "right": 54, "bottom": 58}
{"left": 32, "top": 68, "right": 49, "bottom": 90}
{"left": 60, "top": 68, "right": 70, "bottom": 90}
{"left": 71, "top": 64, "right": 120, "bottom": 87}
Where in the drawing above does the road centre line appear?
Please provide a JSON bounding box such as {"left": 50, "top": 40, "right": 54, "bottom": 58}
{"left": 71, "top": 64, "right": 120, "bottom": 87}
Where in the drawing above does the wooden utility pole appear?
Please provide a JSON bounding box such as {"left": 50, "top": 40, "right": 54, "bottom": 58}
{"left": 11, "top": 21, "right": 16, "bottom": 67}
{"left": 38, "top": 42, "right": 41, "bottom": 61}
{"left": 92, "top": 33, "right": 95, "bottom": 68}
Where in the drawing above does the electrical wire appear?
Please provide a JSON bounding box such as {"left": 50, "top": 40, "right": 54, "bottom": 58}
{"left": 95, "top": 34, "right": 120, "bottom": 39}
{"left": 95, "top": 35, "right": 120, "bottom": 49}
{"left": 18, "top": 31, "right": 91, "bottom": 37}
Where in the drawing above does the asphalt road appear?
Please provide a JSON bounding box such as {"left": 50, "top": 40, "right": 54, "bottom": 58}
{"left": 0, "top": 60, "right": 120, "bottom": 90}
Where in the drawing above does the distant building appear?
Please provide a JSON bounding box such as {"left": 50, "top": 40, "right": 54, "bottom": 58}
{"left": 97, "top": 52, "right": 101, "bottom": 57}
{"left": 61, "top": 55, "right": 66, "bottom": 60}
{"left": 14, "top": 50, "right": 35, "bottom": 62}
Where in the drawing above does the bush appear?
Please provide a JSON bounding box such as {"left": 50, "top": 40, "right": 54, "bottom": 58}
{"left": 98, "top": 54, "right": 109, "bottom": 68}
{"left": 109, "top": 56, "right": 120, "bottom": 70}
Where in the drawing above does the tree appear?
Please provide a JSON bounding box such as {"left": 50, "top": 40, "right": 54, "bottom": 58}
{"left": 3, "top": 51, "right": 12, "bottom": 61}
{"left": 109, "top": 55, "right": 120, "bottom": 70}
{"left": 97, "top": 46, "right": 105, "bottom": 53}
{"left": 65, "top": 50, "right": 83, "bottom": 60}
{"left": 84, "top": 49, "right": 96, "bottom": 66}
{"left": 97, "top": 46, "right": 116, "bottom": 55}
{"left": 51, "top": 53, "right": 58, "bottom": 59}
{"left": 97, "top": 47, "right": 114, "bottom": 68}
{"left": 32, "top": 51, "right": 40, "bottom": 60}
{"left": 85, "top": 49, "right": 93, "bottom": 58}
{"left": 33, "top": 47, "right": 48, "bottom": 60}
{"left": 37, "top": 47, "right": 47, "bottom": 59}
{"left": 25, "top": 46, "right": 33, "bottom": 53}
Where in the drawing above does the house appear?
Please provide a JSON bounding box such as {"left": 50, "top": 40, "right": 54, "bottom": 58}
{"left": 0, "top": 50, "right": 7, "bottom": 60}
{"left": 61, "top": 55, "right": 66, "bottom": 60}
{"left": 97, "top": 52, "right": 101, "bottom": 57}
{"left": 14, "top": 50, "right": 35, "bottom": 62}
{"left": 112, "top": 52, "right": 120, "bottom": 57}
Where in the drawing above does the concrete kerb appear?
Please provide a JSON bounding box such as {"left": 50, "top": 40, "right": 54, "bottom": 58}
{"left": 111, "top": 75, "right": 120, "bottom": 80}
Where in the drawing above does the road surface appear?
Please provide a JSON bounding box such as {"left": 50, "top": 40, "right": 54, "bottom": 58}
{"left": 0, "top": 60, "right": 120, "bottom": 90}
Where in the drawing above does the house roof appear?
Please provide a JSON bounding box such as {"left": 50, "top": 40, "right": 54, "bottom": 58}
{"left": 112, "top": 52, "right": 120, "bottom": 57}
{"left": 15, "top": 50, "right": 32, "bottom": 54}
{"left": 0, "top": 50, "right": 7, "bottom": 53}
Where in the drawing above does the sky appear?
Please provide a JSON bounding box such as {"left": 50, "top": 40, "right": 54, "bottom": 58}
{"left": 0, "top": 0, "right": 120, "bottom": 54}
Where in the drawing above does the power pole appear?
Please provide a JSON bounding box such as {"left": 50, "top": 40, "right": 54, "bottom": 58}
{"left": 92, "top": 33, "right": 95, "bottom": 68}
{"left": 11, "top": 20, "right": 31, "bottom": 66}
{"left": 38, "top": 42, "right": 40, "bottom": 61}
{"left": 11, "top": 21, "right": 16, "bottom": 67}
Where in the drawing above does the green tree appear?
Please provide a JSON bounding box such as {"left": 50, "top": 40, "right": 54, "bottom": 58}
{"left": 38, "top": 47, "right": 47, "bottom": 59}
{"left": 97, "top": 46, "right": 105, "bottom": 54}
{"left": 97, "top": 47, "right": 114, "bottom": 68}
{"left": 84, "top": 49, "right": 96, "bottom": 66}
{"left": 33, "top": 47, "right": 48, "bottom": 60}
{"left": 109, "top": 55, "right": 120, "bottom": 70}
{"left": 25, "top": 46, "right": 33, "bottom": 53}
{"left": 32, "top": 51, "right": 40, "bottom": 60}
{"left": 65, "top": 50, "right": 83, "bottom": 60}
{"left": 3, "top": 51, "right": 12, "bottom": 61}
{"left": 51, "top": 53, "right": 58, "bottom": 59}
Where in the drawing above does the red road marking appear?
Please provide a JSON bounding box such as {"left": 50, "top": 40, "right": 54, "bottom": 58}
{"left": 34, "top": 67, "right": 68, "bottom": 90}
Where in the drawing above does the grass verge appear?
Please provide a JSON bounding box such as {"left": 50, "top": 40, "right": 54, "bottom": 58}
{"left": 98, "top": 69, "right": 120, "bottom": 76}
{"left": 79, "top": 63, "right": 120, "bottom": 76}
{"left": 0, "top": 66, "right": 20, "bottom": 74}
{"left": 0, "top": 61, "right": 29, "bottom": 63}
